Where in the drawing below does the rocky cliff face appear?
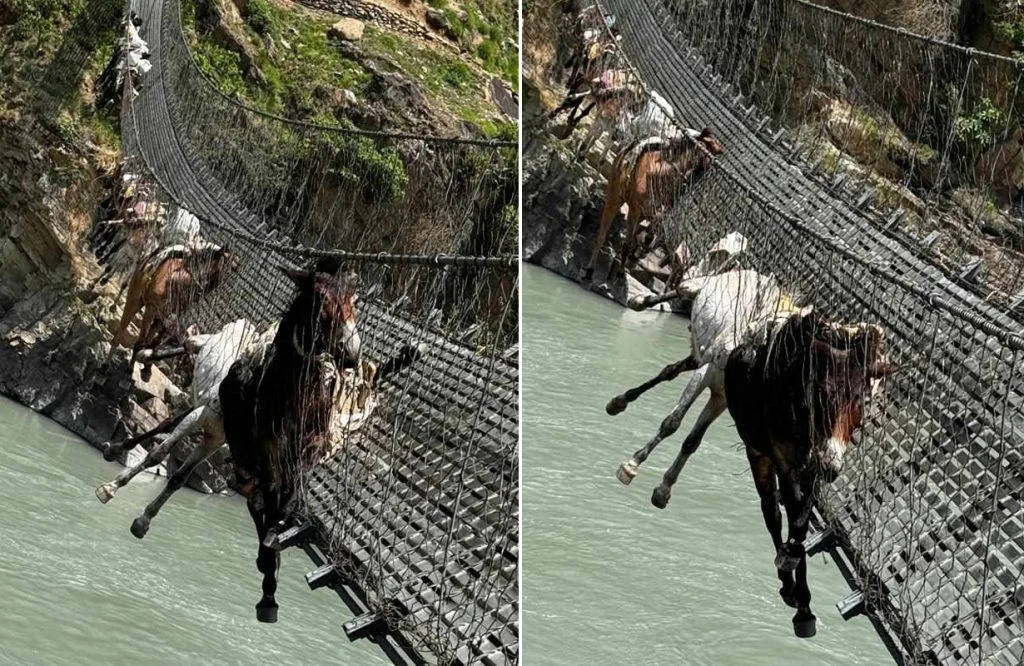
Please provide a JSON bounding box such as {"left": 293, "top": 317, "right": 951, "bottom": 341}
{"left": 0, "top": 120, "right": 232, "bottom": 494}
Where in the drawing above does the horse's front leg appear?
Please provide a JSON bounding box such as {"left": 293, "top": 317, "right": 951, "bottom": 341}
{"left": 745, "top": 447, "right": 795, "bottom": 608}
{"left": 777, "top": 469, "right": 817, "bottom": 638}
{"left": 566, "top": 99, "right": 595, "bottom": 132}
{"left": 248, "top": 489, "right": 281, "bottom": 623}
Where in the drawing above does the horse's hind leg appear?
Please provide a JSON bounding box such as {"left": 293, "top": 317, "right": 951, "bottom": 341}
{"left": 617, "top": 363, "right": 709, "bottom": 485}
{"left": 96, "top": 406, "right": 203, "bottom": 504}
{"left": 606, "top": 355, "right": 697, "bottom": 415}
{"left": 102, "top": 408, "right": 189, "bottom": 462}
{"left": 584, "top": 175, "right": 623, "bottom": 281}
{"left": 651, "top": 390, "right": 726, "bottom": 508}
{"left": 130, "top": 418, "right": 223, "bottom": 539}
{"left": 613, "top": 204, "right": 642, "bottom": 279}
{"left": 777, "top": 470, "right": 817, "bottom": 638}
{"left": 111, "top": 267, "right": 146, "bottom": 348}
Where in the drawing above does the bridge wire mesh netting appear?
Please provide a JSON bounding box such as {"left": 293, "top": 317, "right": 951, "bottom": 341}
{"left": 64, "top": 1, "right": 520, "bottom": 664}
{"left": 564, "top": 0, "right": 1024, "bottom": 662}
{"left": 604, "top": 0, "right": 1024, "bottom": 313}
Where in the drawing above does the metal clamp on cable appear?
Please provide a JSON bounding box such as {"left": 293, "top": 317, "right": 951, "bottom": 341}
{"left": 343, "top": 599, "right": 408, "bottom": 642}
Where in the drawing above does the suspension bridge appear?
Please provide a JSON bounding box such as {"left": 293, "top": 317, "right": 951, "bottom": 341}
{"left": 554, "top": 0, "right": 1023, "bottom": 663}
{"left": 29, "top": 0, "right": 519, "bottom": 663}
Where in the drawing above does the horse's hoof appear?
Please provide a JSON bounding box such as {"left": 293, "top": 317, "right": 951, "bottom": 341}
{"left": 793, "top": 612, "right": 817, "bottom": 638}
{"left": 651, "top": 485, "right": 671, "bottom": 509}
{"left": 616, "top": 460, "right": 638, "bottom": 485}
{"left": 95, "top": 483, "right": 117, "bottom": 504}
{"left": 102, "top": 444, "right": 120, "bottom": 462}
{"left": 255, "top": 601, "right": 279, "bottom": 623}
{"left": 606, "top": 396, "right": 628, "bottom": 415}
{"left": 626, "top": 295, "right": 648, "bottom": 311}
{"left": 130, "top": 516, "right": 150, "bottom": 539}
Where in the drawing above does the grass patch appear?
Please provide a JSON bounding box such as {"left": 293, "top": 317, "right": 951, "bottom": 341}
{"left": 244, "top": 0, "right": 272, "bottom": 35}
{"left": 362, "top": 24, "right": 505, "bottom": 131}
{"left": 183, "top": 0, "right": 372, "bottom": 119}
{"left": 184, "top": 0, "right": 511, "bottom": 130}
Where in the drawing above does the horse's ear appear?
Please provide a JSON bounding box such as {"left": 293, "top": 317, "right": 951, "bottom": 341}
{"left": 700, "top": 127, "right": 713, "bottom": 138}
{"left": 280, "top": 266, "right": 310, "bottom": 286}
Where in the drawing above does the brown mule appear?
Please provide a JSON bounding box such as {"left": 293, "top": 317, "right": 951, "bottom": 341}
{"left": 112, "top": 245, "right": 238, "bottom": 356}
{"left": 584, "top": 128, "right": 725, "bottom": 282}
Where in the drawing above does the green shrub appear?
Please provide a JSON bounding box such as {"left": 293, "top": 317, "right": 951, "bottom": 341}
{"left": 5, "top": 0, "right": 84, "bottom": 39}
{"left": 327, "top": 137, "right": 408, "bottom": 204}
{"left": 954, "top": 97, "right": 1005, "bottom": 148}
{"left": 357, "top": 141, "right": 408, "bottom": 203}
{"left": 244, "top": 0, "right": 272, "bottom": 35}
{"left": 996, "top": 20, "right": 1024, "bottom": 56}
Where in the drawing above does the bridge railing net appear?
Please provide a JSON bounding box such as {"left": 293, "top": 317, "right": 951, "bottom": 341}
{"left": 670, "top": 163, "right": 1023, "bottom": 665}
{"left": 159, "top": 0, "right": 517, "bottom": 256}
{"left": 97, "top": 155, "right": 519, "bottom": 665}
{"left": 617, "top": 0, "right": 1024, "bottom": 309}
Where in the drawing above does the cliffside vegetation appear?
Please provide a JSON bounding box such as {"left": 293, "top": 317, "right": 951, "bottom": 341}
{"left": 183, "top": 0, "right": 517, "bottom": 139}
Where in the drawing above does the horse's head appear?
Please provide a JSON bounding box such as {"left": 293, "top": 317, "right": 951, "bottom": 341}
{"left": 666, "top": 127, "right": 724, "bottom": 180}
{"left": 281, "top": 260, "right": 360, "bottom": 367}
{"left": 806, "top": 318, "right": 894, "bottom": 479}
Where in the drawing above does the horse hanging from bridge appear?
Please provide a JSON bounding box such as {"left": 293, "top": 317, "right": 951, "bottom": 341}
{"left": 95, "top": 311, "right": 423, "bottom": 539}
{"left": 607, "top": 266, "right": 894, "bottom": 636}
{"left": 584, "top": 127, "right": 725, "bottom": 282}
{"left": 725, "top": 311, "right": 893, "bottom": 638}
{"left": 97, "top": 318, "right": 266, "bottom": 534}
{"left": 611, "top": 269, "right": 808, "bottom": 501}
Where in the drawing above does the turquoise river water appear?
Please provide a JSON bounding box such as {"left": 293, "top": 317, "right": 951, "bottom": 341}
{"left": 0, "top": 394, "right": 388, "bottom": 666}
